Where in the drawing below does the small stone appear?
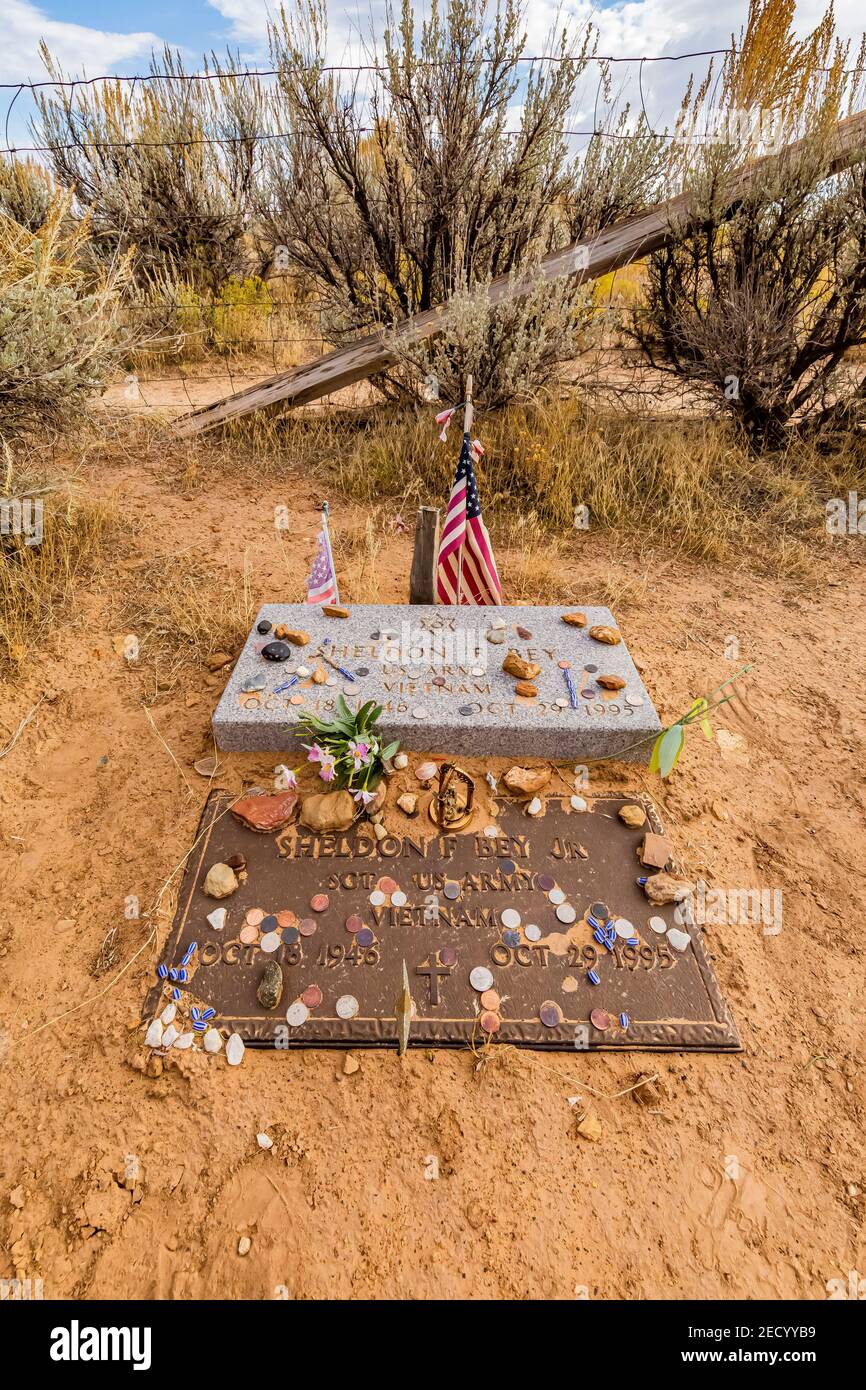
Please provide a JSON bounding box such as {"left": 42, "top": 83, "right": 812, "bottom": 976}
{"left": 162, "top": 1024, "right": 178, "bottom": 1047}
{"left": 145, "top": 1019, "right": 163, "bottom": 1049}
{"left": 343, "top": 1053, "right": 360, "bottom": 1076}
{"left": 261, "top": 641, "right": 292, "bottom": 662}
{"left": 589, "top": 624, "right": 622, "bottom": 645}
{"left": 322, "top": 604, "right": 350, "bottom": 618}
{"left": 502, "top": 650, "right": 541, "bottom": 681}
{"left": 207, "top": 908, "right": 227, "bottom": 931}
{"left": 561, "top": 611, "right": 587, "bottom": 627}
{"left": 516, "top": 625, "right": 533, "bottom": 639}
{"left": 206, "top": 650, "right": 232, "bottom": 670}
{"left": 274, "top": 627, "right": 309, "bottom": 645}
{"left": 526, "top": 796, "right": 543, "bottom": 816}
{"left": 256, "top": 620, "right": 273, "bottom": 634}
{"left": 185, "top": 693, "right": 200, "bottom": 708}
{"left": 711, "top": 799, "right": 729, "bottom": 822}
{"left": 257, "top": 1133, "right": 273, "bottom": 1150}
{"left": 597, "top": 674, "right": 626, "bottom": 690}
{"left": 203, "top": 1029, "right": 223, "bottom": 1053}
{"left": 204, "top": 862, "right": 239, "bottom": 899}
{"left": 570, "top": 795, "right": 587, "bottom": 811}
{"left": 194, "top": 755, "right": 225, "bottom": 778}
{"left": 173, "top": 1032, "right": 194, "bottom": 1050}
{"left": 503, "top": 766, "right": 550, "bottom": 798}
{"left": 299, "top": 790, "right": 355, "bottom": 833}
{"left": 296, "top": 665, "right": 311, "bottom": 678}
{"left": 643, "top": 873, "right": 692, "bottom": 906}
{"left": 311, "top": 666, "right": 327, "bottom": 684}
{"left": 514, "top": 680, "right": 538, "bottom": 698}
{"left": 412, "top": 706, "right": 427, "bottom": 719}
{"left": 226, "top": 1033, "right": 245, "bottom": 1066}
{"left": 237, "top": 1235, "right": 252, "bottom": 1255}
{"left": 618, "top": 804, "right": 646, "bottom": 829}
{"left": 486, "top": 629, "right": 505, "bottom": 644}
{"left": 257, "top": 960, "right": 284, "bottom": 1010}
{"left": 231, "top": 790, "right": 298, "bottom": 833}
{"left": 416, "top": 761, "right": 437, "bottom": 782}
{"left": 393, "top": 752, "right": 409, "bottom": 770}
{"left": 374, "top": 822, "right": 388, "bottom": 841}
{"left": 160, "top": 1003, "right": 177, "bottom": 1026}
{"left": 631, "top": 1073, "right": 668, "bottom": 1108}
{"left": 397, "top": 793, "right": 418, "bottom": 816}
{"left": 640, "top": 832, "right": 673, "bottom": 869}
{"left": 667, "top": 927, "right": 691, "bottom": 952}
{"left": 575, "top": 1109, "right": 603, "bottom": 1141}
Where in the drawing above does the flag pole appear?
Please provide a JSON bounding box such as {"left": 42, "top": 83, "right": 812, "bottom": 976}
{"left": 321, "top": 499, "right": 340, "bottom": 604}
{"left": 457, "top": 375, "right": 472, "bottom": 607}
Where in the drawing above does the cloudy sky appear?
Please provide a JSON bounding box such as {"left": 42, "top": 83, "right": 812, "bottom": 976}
{"left": 3, "top": 0, "right": 864, "bottom": 151}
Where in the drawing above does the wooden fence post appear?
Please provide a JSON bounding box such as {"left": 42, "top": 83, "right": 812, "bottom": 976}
{"left": 409, "top": 506, "right": 440, "bottom": 604}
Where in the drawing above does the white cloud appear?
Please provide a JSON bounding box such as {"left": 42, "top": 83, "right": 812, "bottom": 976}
{"left": 1, "top": 0, "right": 161, "bottom": 84}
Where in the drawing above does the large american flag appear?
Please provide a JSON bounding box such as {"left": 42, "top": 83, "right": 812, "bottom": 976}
{"left": 306, "top": 525, "right": 338, "bottom": 605}
{"left": 436, "top": 433, "right": 502, "bottom": 606}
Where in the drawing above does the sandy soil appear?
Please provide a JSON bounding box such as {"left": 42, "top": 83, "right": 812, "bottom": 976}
{"left": 1, "top": 427, "right": 864, "bottom": 1302}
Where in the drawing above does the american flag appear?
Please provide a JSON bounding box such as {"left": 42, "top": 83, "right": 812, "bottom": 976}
{"left": 306, "top": 524, "right": 338, "bottom": 605}
{"left": 436, "top": 433, "right": 502, "bottom": 606}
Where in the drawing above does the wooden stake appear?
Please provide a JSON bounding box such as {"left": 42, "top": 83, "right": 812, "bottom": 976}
{"left": 409, "top": 506, "right": 440, "bottom": 604}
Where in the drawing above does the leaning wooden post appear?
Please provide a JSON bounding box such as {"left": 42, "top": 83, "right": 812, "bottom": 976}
{"left": 409, "top": 506, "right": 440, "bottom": 604}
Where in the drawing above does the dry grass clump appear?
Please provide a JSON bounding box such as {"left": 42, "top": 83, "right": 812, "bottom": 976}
{"left": 0, "top": 447, "right": 112, "bottom": 672}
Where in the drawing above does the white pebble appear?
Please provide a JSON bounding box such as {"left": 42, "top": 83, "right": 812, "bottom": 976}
{"left": 145, "top": 1019, "right": 164, "bottom": 1048}
{"left": 159, "top": 1003, "right": 176, "bottom": 1026}
{"left": 570, "top": 795, "right": 587, "bottom": 812}
{"left": 667, "top": 928, "right": 691, "bottom": 952}
{"left": 483, "top": 825, "right": 499, "bottom": 838}
{"left": 203, "top": 1028, "right": 223, "bottom": 1053}
{"left": 226, "top": 1033, "right": 245, "bottom": 1066}
{"left": 296, "top": 665, "right": 310, "bottom": 678}
{"left": 393, "top": 752, "right": 408, "bottom": 769}
{"left": 162, "top": 1023, "right": 178, "bottom": 1047}
{"left": 173, "top": 1032, "right": 195, "bottom": 1049}
{"left": 412, "top": 706, "right": 427, "bottom": 719}
{"left": 260, "top": 931, "right": 281, "bottom": 953}
{"left": 256, "top": 1133, "right": 273, "bottom": 1150}
{"left": 237, "top": 1235, "right": 252, "bottom": 1256}
{"left": 490, "top": 618, "right": 506, "bottom": 629}
{"left": 526, "top": 796, "right": 543, "bottom": 816}
{"left": 207, "top": 908, "right": 227, "bottom": 930}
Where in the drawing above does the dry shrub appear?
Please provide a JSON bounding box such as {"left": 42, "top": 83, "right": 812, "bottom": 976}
{"left": 119, "top": 551, "right": 255, "bottom": 681}
{"left": 0, "top": 446, "right": 112, "bottom": 671}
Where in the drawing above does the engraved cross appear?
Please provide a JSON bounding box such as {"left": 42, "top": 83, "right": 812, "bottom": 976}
{"left": 415, "top": 955, "right": 451, "bottom": 1007}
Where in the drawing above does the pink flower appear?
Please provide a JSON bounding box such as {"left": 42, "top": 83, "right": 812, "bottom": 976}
{"left": 348, "top": 738, "right": 371, "bottom": 772}
{"left": 318, "top": 753, "right": 336, "bottom": 782}
{"left": 307, "top": 744, "right": 324, "bottom": 763}
{"left": 353, "top": 788, "right": 375, "bottom": 806}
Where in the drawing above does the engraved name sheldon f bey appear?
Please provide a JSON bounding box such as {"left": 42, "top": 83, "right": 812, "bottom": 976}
{"left": 50, "top": 1320, "right": 152, "bottom": 1371}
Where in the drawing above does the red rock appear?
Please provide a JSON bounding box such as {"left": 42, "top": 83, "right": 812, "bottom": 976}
{"left": 231, "top": 791, "right": 298, "bottom": 833}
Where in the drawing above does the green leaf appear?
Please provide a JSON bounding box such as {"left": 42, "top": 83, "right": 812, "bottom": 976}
{"left": 337, "top": 693, "right": 351, "bottom": 722}
{"left": 380, "top": 739, "right": 400, "bottom": 762}
{"left": 657, "top": 724, "right": 685, "bottom": 778}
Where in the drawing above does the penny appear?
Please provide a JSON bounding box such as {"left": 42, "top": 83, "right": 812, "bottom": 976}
{"left": 548, "top": 887, "right": 566, "bottom": 905}
{"left": 555, "top": 903, "right": 577, "bottom": 924}
{"left": 539, "top": 1001, "right": 562, "bottom": 1028}
{"left": 301, "top": 985, "right": 322, "bottom": 1008}
{"left": 500, "top": 858, "right": 516, "bottom": 874}
{"left": 537, "top": 874, "right": 556, "bottom": 891}
{"left": 585, "top": 664, "right": 598, "bottom": 674}
{"left": 432, "top": 675, "right": 446, "bottom": 686}
{"left": 281, "top": 926, "right": 299, "bottom": 945}
{"left": 480, "top": 1011, "right": 500, "bottom": 1034}
{"left": 276, "top": 910, "right": 297, "bottom": 929}
{"left": 613, "top": 917, "right": 635, "bottom": 939}
{"left": 443, "top": 881, "right": 461, "bottom": 901}
{"left": 345, "top": 914, "right": 364, "bottom": 934}
{"left": 524, "top": 923, "right": 541, "bottom": 942}
{"left": 459, "top": 705, "right": 475, "bottom": 716}
{"left": 590, "top": 1008, "right": 612, "bottom": 1031}
{"left": 356, "top": 927, "right": 375, "bottom": 948}
{"left": 289, "top": 695, "right": 304, "bottom": 705}
{"left": 390, "top": 890, "right": 407, "bottom": 907}
{"left": 298, "top": 918, "right": 318, "bottom": 936}
{"left": 558, "top": 659, "right": 572, "bottom": 669}
{"left": 239, "top": 925, "right": 258, "bottom": 945}
{"left": 369, "top": 889, "right": 386, "bottom": 907}
{"left": 260, "top": 931, "right": 281, "bottom": 953}
{"left": 502, "top": 929, "right": 520, "bottom": 947}
{"left": 245, "top": 909, "right": 265, "bottom": 927}
{"left": 581, "top": 688, "right": 595, "bottom": 699}
{"left": 480, "top": 989, "right": 501, "bottom": 1011}
{"left": 590, "top": 902, "right": 610, "bottom": 921}
{"left": 310, "top": 894, "right": 330, "bottom": 912}
{"left": 378, "top": 876, "right": 398, "bottom": 896}
{"left": 336, "top": 994, "right": 359, "bottom": 1019}
{"left": 325, "top": 676, "right": 337, "bottom": 687}
{"left": 261, "top": 914, "right": 278, "bottom": 932}
{"left": 649, "top": 915, "right": 667, "bottom": 935}
{"left": 286, "top": 1000, "right": 309, "bottom": 1027}
{"left": 355, "top": 666, "right": 370, "bottom": 677}
{"left": 439, "top": 946, "right": 458, "bottom": 967}
{"left": 501, "top": 908, "right": 521, "bottom": 930}
{"left": 469, "top": 966, "right": 494, "bottom": 993}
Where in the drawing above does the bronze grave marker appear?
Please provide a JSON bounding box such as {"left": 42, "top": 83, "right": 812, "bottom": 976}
{"left": 145, "top": 792, "right": 740, "bottom": 1051}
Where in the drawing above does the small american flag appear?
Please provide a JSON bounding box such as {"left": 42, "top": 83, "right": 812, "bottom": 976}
{"left": 436, "top": 433, "right": 502, "bottom": 606}
{"left": 306, "top": 522, "right": 338, "bottom": 605}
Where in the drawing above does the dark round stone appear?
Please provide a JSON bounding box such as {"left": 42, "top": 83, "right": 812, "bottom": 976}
{"left": 356, "top": 927, "right": 375, "bottom": 948}
{"left": 281, "top": 926, "right": 299, "bottom": 945}
{"left": 458, "top": 705, "right": 475, "bottom": 716}
{"left": 261, "top": 915, "right": 278, "bottom": 931}
{"left": 256, "top": 620, "right": 272, "bottom": 634}
{"left": 261, "top": 640, "right": 291, "bottom": 662}
{"left": 585, "top": 664, "right": 598, "bottom": 674}
{"left": 439, "top": 945, "right": 458, "bottom": 966}
{"left": 256, "top": 960, "right": 283, "bottom": 1010}
{"left": 226, "top": 852, "right": 246, "bottom": 872}
{"left": 537, "top": 873, "right": 556, "bottom": 891}
{"left": 355, "top": 666, "right": 369, "bottom": 677}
